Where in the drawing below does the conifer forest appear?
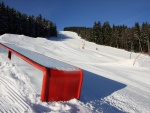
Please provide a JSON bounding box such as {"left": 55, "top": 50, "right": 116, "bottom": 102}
{"left": 64, "top": 21, "right": 150, "bottom": 55}
{"left": 0, "top": 2, "right": 57, "bottom": 38}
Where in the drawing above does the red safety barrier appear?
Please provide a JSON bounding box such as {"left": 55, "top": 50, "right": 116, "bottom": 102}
{"left": 0, "top": 43, "right": 83, "bottom": 102}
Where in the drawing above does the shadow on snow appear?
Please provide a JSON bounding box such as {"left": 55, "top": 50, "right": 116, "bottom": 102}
{"left": 48, "top": 33, "right": 74, "bottom": 41}
{"left": 81, "top": 70, "right": 127, "bottom": 112}
{"left": 32, "top": 69, "right": 127, "bottom": 113}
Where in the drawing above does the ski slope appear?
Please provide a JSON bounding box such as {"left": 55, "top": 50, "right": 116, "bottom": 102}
{"left": 0, "top": 31, "right": 150, "bottom": 113}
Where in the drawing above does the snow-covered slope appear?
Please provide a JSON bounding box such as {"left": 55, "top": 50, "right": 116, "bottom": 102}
{"left": 0, "top": 31, "right": 150, "bottom": 113}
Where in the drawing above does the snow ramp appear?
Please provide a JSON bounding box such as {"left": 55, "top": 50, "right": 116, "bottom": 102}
{"left": 0, "top": 42, "right": 83, "bottom": 102}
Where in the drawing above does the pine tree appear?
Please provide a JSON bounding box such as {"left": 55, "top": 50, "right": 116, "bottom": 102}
{"left": 133, "top": 22, "right": 142, "bottom": 52}
{"left": 122, "top": 27, "right": 130, "bottom": 50}
{"left": 93, "top": 21, "right": 102, "bottom": 44}
{"left": 0, "top": 2, "right": 8, "bottom": 35}
{"left": 49, "top": 22, "right": 57, "bottom": 37}
{"left": 111, "top": 25, "right": 118, "bottom": 47}
{"left": 102, "top": 22, "right": 111, "bottom": 45}
{"left": 142, "top": 22, "right": 150, "bottom": 55}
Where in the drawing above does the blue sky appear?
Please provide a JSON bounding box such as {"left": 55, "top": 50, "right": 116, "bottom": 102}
{"left": 1, "top": 0, "right": 150, "bottom": 30}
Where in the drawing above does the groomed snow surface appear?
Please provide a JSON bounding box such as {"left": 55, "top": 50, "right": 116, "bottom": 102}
{"left": 0, "top": 31, "right": 150, "bottom": 113}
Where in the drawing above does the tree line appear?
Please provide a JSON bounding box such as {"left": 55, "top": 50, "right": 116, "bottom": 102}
{"left": 64, "top": 21, "right": 150, "bottom": 56}
{"left": 0, "top": 2, "right": 57, "bottom": 38}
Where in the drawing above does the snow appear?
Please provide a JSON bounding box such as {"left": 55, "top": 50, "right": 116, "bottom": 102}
{"left": 0, "top": 31, "right": 150, "bottom": 112}
{"left": 1, "top": 42, "right": 77, "bottom": 70}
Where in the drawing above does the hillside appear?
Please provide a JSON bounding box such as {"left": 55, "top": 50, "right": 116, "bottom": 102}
{"left": 0, "top": 31, "right": 150, "bottom": 113}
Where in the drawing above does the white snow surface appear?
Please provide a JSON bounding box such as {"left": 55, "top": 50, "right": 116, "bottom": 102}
{"left": 1, "top": 42, "right": 77, "bottom": 70}
{"left": 0, "top": 31, "right": 150, "bottom": 113}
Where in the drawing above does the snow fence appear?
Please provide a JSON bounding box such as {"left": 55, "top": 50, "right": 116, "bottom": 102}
{"left": 0, "top": 42, "right": 83, "bottom": 102}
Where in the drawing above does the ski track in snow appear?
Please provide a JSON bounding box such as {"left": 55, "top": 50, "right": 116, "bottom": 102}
{"left": 0, "top": 62, "right": 32, "bottom": 113}
{"left": 0, "top": 31, "right": 150, "bottom": 112}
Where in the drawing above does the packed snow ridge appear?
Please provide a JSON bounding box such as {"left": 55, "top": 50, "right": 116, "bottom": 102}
{"left": 0, "top": 31, "right": 150, "bottom": 113}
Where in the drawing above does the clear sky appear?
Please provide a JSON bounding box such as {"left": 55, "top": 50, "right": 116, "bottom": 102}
{"left": 1, "top": 0, "right": 150, "bottom": 30}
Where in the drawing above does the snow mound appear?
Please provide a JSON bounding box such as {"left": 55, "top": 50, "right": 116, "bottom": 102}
{"left": 58, "top": 31, "right": 82, "bottom": 39}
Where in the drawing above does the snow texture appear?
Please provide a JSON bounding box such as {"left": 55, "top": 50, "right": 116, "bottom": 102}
{"left": 1, "top": 42, "right": 77, "bottom": 70}
{"left": 0, "top": 31, "right": 150, "bottom": 113}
